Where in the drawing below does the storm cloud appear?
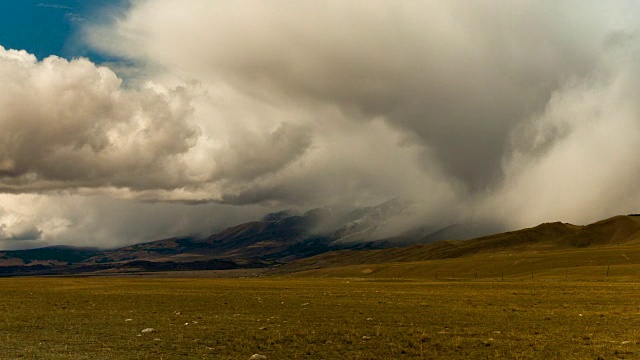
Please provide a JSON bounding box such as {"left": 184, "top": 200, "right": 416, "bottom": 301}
{"left": 2, "top": 1, "right": 640, "bottom": 248}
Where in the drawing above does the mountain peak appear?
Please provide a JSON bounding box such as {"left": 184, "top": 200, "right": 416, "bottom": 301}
{"left": 261, "top": 209, "right": 301, "bottom": 222}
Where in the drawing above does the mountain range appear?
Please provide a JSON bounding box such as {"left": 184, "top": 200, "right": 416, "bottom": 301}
{"left": 2, "top": 198, "right": 640, "bottom": 277}
{"left": 0, "top": 198, "right": 442, "bottom": 275}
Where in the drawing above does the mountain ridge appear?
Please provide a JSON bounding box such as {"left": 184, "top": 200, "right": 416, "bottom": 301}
{"left": 1, "top": 206, "right": 640, "bottom": 277}
{"left": 276, "top": 215, "right": 640, "bottom": 274}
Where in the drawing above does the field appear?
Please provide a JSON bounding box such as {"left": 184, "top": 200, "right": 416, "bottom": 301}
{"left": 282, "top": 245, "right": 640, "bottom": 282}
{"left": 1, "top": 277, "right": 640, "bottom": 359}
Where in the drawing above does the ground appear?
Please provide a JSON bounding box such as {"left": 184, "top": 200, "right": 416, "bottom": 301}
{"left": 0, "top": 277, "right": 639, "bottom": 359}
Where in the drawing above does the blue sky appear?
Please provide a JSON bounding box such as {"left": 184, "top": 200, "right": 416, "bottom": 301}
{"left": 0, "top": 0, "right": 127, "bottom": 61}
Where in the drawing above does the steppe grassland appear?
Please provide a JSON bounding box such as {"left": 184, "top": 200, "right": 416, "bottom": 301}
{"left": 285, "top": 246, "right": 640, "bottom": 282}
{"left": 1, "top": 277, "right": 639, "bottom": 359}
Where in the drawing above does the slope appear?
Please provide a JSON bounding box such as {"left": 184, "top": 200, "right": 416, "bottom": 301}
{"left": 277, "top": 215, "right": 640, "bottom": 274}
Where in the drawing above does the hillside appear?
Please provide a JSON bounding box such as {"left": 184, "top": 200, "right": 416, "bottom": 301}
{"left": 277, "top": 215, "right": 640, "bottom": 275}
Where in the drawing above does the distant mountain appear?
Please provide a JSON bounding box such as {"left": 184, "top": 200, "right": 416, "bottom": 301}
{"left": 277, "top": 215, "right": 640, "bottom": 273}
{"left": 5, "top": 201, "right": 638, "bottom": 277}
{"left": 0, "top": 246, "right": 100, "bottom": 266}
{"left": 0, "top": 199, "right": 420, "bottom": 276}
{"left": 330, "top": 198, "right": 411, "bottom": 244}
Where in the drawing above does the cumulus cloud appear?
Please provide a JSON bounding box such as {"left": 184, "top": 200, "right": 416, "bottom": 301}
{"left": 3, "top": 1, "right": 640, "bottom": 249}
{"left": 0, "top": 47, "right": 202, "bottom": 194}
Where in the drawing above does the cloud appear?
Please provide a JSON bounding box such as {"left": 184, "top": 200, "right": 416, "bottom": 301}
{"left": 4, "top": 1, "right": 640, "bottom": 248}
{"left": 36, "top": 2, "right": 84, "bottom": 23}
{"left": 485, "top": 44, "right": 640, "bottom": 227}
{"left": 0, "top": 199, "right": 42, "bottom": 243}
{"left": 36, "top": 3, "right": 74, "bottom": 11}
{"left": 0, "top": 193, "right": 272, "bottom": 249}
{"left": 0, "top": 47, "right": 206, "bottom": 196}
{"left": 86, "top": 0, "right": 626, "bottom": 190}
{"left": 83, "top": 1, "right": 640, "bottom": 220}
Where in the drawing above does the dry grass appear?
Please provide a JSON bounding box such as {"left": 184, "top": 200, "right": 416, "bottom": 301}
{"left": 282, "top": 245, "right": 640, "bottom": 281}
{"left": 1, "top": 277, "right": 640, "bottom": 359}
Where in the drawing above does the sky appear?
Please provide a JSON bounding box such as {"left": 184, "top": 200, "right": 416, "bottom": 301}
{"left": 2, "top": 1, "right": 640, "bottom": 250}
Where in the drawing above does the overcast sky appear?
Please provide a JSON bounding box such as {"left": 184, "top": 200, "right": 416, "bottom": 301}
{"left": 1, "top": 1, "right": 640, "bottom": 250}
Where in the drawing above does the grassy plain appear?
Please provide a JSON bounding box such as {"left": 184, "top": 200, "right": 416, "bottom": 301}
{"left": 282, "top": 245, "right": 640, "bottom": 281}
{"left": 1, "top": 277, "right": 640, "bottom": 359}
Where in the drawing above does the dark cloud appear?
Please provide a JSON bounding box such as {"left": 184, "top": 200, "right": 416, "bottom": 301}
{"left": 213, "top": 122, "right": 313, "bottom": 182}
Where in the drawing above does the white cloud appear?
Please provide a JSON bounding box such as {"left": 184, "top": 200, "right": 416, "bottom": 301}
{"left": 0, "top": 47, "right": 205, "bottom": 196}
{"left": 4, "top": 1, "right": 640, "bottom": 248}
{"left": 486, "top": 47, "right": 640, "bottom": 228}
